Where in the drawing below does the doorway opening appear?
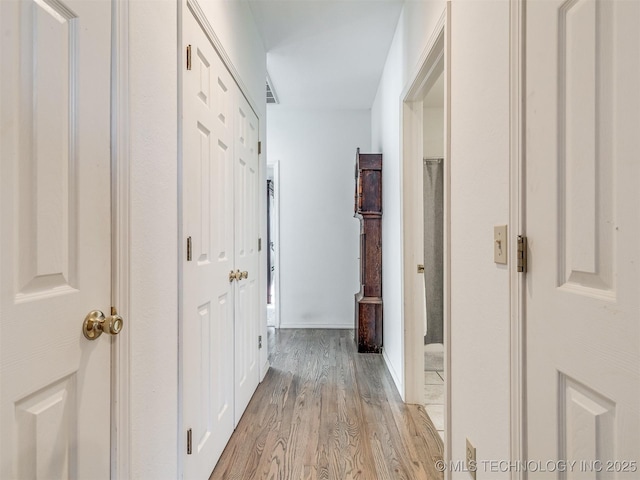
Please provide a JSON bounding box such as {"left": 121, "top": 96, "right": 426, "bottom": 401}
{"left": 421, "top": 69, "right": 445, "bottom": 443}
{"left": 266, "top": 161, "right": 280, "bottom": 331}
{"left": 400, "top": 6, "right": 450, "bottom": 462}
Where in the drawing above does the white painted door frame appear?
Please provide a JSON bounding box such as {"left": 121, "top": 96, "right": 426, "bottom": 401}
{"left": 399, "top": 3, "right": 451, "bottom": 471}
{"left": 267, "top": 161, "right": 281, "bottom": 329}
{"left": 111, "top": 0, "right": 132, "bottom": 478}
{"left": 508, "top": 1, "right": 525, "bottom": 479}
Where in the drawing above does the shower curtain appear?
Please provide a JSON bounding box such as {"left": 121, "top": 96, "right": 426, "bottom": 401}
{"left": 423, "top": 159, "right": 444, "bottom": 345}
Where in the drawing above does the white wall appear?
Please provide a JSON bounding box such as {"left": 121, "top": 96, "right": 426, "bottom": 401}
{"left": 267, "top": 107, "right": 370, "bottom": 328}
{"left": 129, "top": 1, "right": 178, "bottom": 477}
{"left": 449, "top": 1, "right": 510, "bottom": 475}
{"left": 371, "top": 0, "right": 512, "bottom": 476}
{"left": 127, "top": 1, "right": 267, "bottom": 477}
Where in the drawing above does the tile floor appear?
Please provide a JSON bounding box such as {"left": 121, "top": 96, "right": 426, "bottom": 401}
{"left": 424, "top": 353, "right": 445, "bottom": 442}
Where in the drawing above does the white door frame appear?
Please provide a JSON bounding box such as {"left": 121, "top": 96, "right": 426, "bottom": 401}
{"left": 399, "top": 3, "right": 451, "bottom": 468}
{"left": 111, "top": 0, "right": 131, "bottom": 478}
{"left": 267, "top": 161, "right": 281, "bottom": 329}
{"left": 508, "top": 0, "right": 525, "bottom": 479}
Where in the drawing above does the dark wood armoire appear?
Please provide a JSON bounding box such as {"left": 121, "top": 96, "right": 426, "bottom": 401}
{"left": 354, "top": 148, "right": 383, "bottom": 353}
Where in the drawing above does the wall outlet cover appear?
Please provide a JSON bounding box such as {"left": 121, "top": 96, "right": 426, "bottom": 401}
{"left": 466, "top": 438, "right": 477, "bottom": 480}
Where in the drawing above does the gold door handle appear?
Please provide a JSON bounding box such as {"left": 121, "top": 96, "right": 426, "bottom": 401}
{"left": 83, "top": 308, "right": 124, "bottom": 340}
{"left": 228, "top": 270, "right": 247, "bottom": 282}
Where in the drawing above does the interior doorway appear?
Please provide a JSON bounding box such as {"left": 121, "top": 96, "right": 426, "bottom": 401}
{"left": 266, "top": 162, "right": 280, "bottom": 329}
{"left": 421, "top": 70, "right": 445, "bottom": 443}
{"left": 400, "top": 6, "right": 451, "bottom": 461}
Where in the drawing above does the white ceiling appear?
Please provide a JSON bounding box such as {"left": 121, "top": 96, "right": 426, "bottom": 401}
{"left": 248, "top": 0, "right": 404, "bottom": 109}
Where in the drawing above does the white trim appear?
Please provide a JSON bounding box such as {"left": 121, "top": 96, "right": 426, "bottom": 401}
{"left": 398, "top": 3, "right": 452, "bottom": 477}
{"left": 400, "top": 8, "right": 447, "bottom": 101}
{"left": 186, "top": 0, "right": 261, "bottom": 121}
{"left": 278, "top": 323, "right": 353, "bottom": 329}
{"left": 177, "top": 0, "right": 185, "bottom": 476}
{"left": 267, "top": 161, "right": 281, "bottom": 329}
{"left": 400, "top": 10, "right": 446, "bottom": 405}
{"left": 111, "top": 0, "right": 131, "bottom": 478}
{"left": 399, "top": 99, "right": 424, "bottom": 404}
{"left": 443, "top": 5, "right": 452, "bottom": 471}
{"left": 260, "top": 359, "right": 270, "bottom": 381}
{"left": 399, "top": 6, "right": 446, "bottom": 399}
{"left": 383, "top": 349, "right": 404, "bottom": 400}
{"left": 509, "top": 1, "right": 525, "bottom": 479}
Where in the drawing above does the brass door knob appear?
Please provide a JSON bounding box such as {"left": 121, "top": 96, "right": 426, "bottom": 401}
{"left": 83, "top": 309, "right": 124, "bottom": 340}
{"left": 228, "top": 270, "right": 247, "bottom": 282}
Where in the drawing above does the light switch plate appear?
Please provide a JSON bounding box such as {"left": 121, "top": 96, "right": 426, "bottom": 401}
{"left": 494, "top": 225, "right": 508, "bottom": 264}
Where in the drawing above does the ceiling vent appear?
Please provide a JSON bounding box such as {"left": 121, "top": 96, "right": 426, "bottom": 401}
{"left": 266, "top": 75, "right": 279, "bottom": 104}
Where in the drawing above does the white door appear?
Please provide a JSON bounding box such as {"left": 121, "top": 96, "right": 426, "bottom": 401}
{"left": 233, "top": 93, "right": 260, "bottom": 424}
{"left": 182, "top": 10, "right": 261, "bottom": 477}
{"left": 0, "top": 0, "right": 113, "bottom": 478}
{"left": 526, "top": 0, "right": 640, "bottom": 475}
{"left": 183, "top": 11, "right": 236, "bottom": 479}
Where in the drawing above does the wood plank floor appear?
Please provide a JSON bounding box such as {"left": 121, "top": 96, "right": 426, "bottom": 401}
{"left": 210, "top": 329, "right": 444, "bottom": 480}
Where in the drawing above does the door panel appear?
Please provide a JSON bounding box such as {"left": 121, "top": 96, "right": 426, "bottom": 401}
{"left": 525, "top": 0, "right": 640, "bottom": 474}
{"left": 183, "top": 11, "right": 236, "bottom": 479}
{"left": 234, "top": 96, "right": 260, "bottom": 425}
{"left": 1, "top": 0, "right": 112, "bottom": 478}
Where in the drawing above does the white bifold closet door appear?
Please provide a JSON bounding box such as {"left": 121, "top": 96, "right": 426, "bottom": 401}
{"left": 182, "top": 8, "right": 260, "bottom": 479}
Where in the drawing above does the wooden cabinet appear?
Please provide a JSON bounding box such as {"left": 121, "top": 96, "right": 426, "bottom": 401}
{"left": 354, "top": 149, "right": 383, "bottom": 353}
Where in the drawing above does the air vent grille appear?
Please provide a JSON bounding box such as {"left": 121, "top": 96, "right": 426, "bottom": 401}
{"left": 266, "top": 76, "right": 279, "bottom": 104}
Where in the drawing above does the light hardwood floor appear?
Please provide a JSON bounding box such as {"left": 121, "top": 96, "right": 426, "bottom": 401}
{"left": 210, "top": 329, "right": 444, "bottom": 480}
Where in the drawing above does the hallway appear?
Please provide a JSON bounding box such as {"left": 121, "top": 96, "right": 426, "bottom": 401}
{"left": 210, "top": 329, "right": 444, "bottom": 480}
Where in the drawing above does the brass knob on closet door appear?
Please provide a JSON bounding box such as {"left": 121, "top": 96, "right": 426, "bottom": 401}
{"left": 228, "top": 270, "right": 247, "bottom": 282}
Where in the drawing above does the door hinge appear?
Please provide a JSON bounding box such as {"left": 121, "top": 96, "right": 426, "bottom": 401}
{"left": 258, "top": 237, "right": 262, "bottom": 251}
{"left": 187, "top": 236, "right": 192, "bottom": 261}
{"left": 187, "top": 428, "right": 192, "bottom": 455}
{"left": 258, "top": 335, "right": 262, "bottom": 349}
{"left": 517, "top": 235, "right": 527, "bottom": 273}
{"left": 186, "top": 45, "right": 192, "bottom": 70}
{"left": 258, "top": 141, "right": 262, "bottom": 155}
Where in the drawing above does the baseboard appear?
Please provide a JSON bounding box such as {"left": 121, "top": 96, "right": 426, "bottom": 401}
{"left": 383, "top": 349, "right": 405, "bottom": 401}
{"left": 279, "top": 323, "right": 352, "bottom": 329}
{"left": 260, "top": 360, "right": 270, "bottom": 382}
